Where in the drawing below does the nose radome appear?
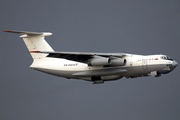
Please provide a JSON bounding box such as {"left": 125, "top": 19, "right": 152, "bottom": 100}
{"left": 172, "top": 60, "right": 178, "bottom": 67}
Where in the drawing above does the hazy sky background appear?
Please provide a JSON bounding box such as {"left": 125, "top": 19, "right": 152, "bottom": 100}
{"left": 1, "top": 0, "right": 180, "bottom": 120}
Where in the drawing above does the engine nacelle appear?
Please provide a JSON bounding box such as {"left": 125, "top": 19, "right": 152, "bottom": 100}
{"left": 89, "top": 57, "right": 126, "bottom": 66}
{"left": 110, "top": 58, "right": 126, "bottom": 66}
{"left": 90, "top": 57, "right": 111, "bottom": 66}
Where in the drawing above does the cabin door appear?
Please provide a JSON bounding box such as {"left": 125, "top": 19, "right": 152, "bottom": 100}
{"left": 142, "top": 60, "right": 148, "bottom": 70}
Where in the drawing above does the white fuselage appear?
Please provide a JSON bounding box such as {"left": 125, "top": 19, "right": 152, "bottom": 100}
{"left": 30, "top": 54, "right": 175, "bottom": 81}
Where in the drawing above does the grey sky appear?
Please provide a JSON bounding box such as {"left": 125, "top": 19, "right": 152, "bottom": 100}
{"left": 1, "top": 0, "right": 180, "bottom": 120}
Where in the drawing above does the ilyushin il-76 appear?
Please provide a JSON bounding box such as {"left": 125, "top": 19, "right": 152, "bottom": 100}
{"left": 4, "top": 30, "right": 178, "bottom": 84}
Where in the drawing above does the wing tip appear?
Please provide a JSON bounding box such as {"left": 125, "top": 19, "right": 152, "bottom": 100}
{"left": 3, "top": 30, "right": 12, "bottom": 32}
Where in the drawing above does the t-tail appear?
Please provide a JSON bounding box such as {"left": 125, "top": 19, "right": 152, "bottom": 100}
{"left": 4, "top": 30, "right": 54, "bottom": 59}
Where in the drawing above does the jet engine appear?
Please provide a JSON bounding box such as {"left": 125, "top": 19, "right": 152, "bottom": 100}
{"left": 89, "top": 57, "right": 126, "bottom": 66}
{"left": 90, "top": 57, "right": 111, "bottom": 66}
{"left": 110, "top": 58, "right": 126, "bottom": 66}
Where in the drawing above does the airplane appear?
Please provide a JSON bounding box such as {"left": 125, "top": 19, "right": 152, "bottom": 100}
{"left": 4, "top": 30, "right": 178, "bottom": 84}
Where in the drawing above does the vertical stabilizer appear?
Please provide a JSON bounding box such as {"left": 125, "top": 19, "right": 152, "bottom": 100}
{"left": 4, "top": 30, "right": 54, "bottom": 59}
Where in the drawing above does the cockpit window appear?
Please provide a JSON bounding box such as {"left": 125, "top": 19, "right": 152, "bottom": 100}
{"left": 161, "top": 55, "right": 171, "bottom": 60}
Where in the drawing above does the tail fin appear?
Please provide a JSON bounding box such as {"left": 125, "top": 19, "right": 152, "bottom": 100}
{"left": 4, "top": 30, "right": 54, "bottom": 59}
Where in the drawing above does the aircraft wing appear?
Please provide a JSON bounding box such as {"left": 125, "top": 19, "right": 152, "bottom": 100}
{"left": 35, "top": 51, "right": 127, "bottom": 64}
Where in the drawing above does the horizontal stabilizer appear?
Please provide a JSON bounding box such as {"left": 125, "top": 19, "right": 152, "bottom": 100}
{"left": 4, "top": 30, "right": 52, "bottom": 37}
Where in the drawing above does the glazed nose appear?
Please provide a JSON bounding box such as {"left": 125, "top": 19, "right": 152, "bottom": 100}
{"left": 172, "top": 60, "right": 178, "bottom": 67}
